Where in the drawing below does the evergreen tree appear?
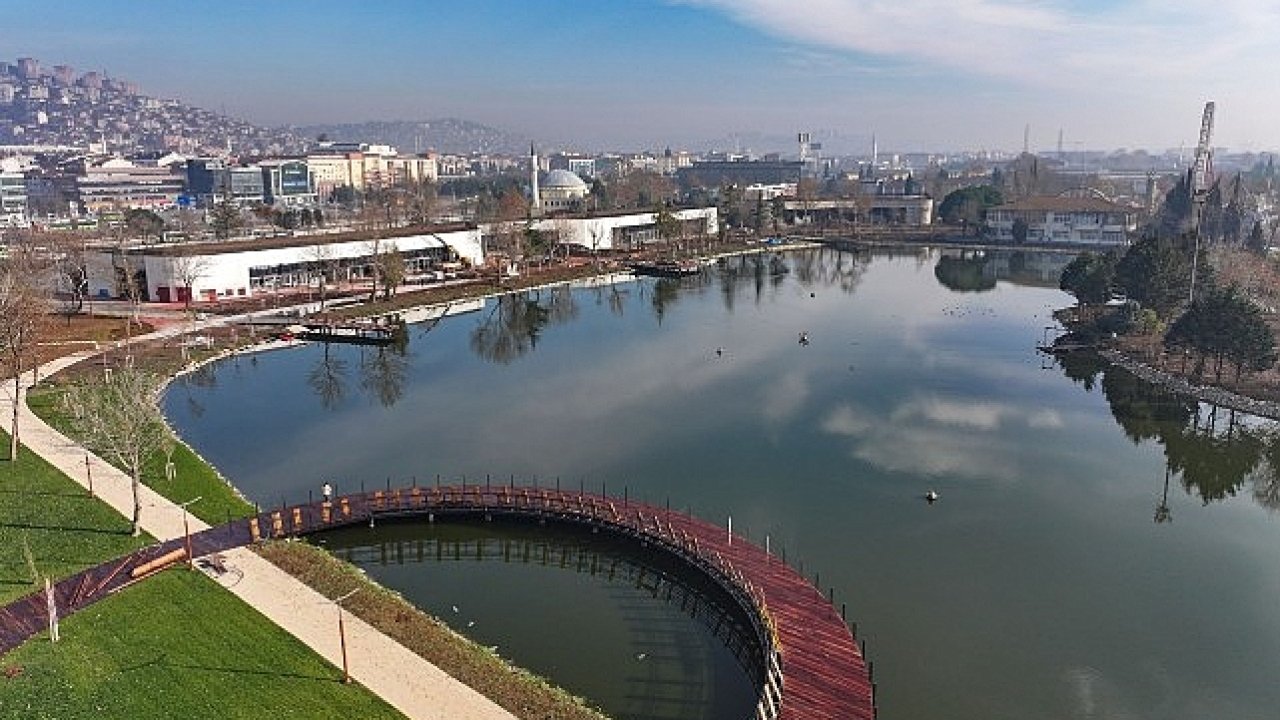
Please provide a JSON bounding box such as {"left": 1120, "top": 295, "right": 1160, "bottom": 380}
{"left": 1060, "top": 251, "right": 1117, "bottom": 305}
{"left": 1153, "top": 171, "right": 1194, "bottom": 238}
{"left": 1114, "top": 233, "right": 1197, "bottom": 318}
{"left": 938, "top": 185, "right": 1003, "bottom": 227}
{"left": 1247, "top": 221, "right": 1267, "bottom": 253}
{"left": 1165, "top": 286, "right": 1277, "bottom": 381}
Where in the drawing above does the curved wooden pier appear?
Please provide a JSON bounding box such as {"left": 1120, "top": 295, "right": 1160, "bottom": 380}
{"left": 2, "top": 484, "right": 875, "bottom": 719}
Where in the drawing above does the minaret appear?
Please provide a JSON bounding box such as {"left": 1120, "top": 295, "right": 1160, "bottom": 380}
{"left": 529, "top": 143, "right": 541, "bottom": 214}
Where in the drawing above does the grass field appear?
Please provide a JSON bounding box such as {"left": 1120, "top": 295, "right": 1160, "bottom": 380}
{"left": 1, "top": 429, "right": 404, "bottom": 719}
{"left": 25, "top": 388, "right": 256, "bottom": 526}
{"left": 0, "top": 430, "right": 146, "bottom": 605}
{"left": 0, "top": 569, "right": 403, "bottom": 720}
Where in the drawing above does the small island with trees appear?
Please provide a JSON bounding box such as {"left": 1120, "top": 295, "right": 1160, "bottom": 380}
{"left": 1054, "top": 169, "right": 1280, "bottom": 414}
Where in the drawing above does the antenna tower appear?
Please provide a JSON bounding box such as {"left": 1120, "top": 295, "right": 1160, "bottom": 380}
{"left": 1188, "top": 101, "right": 1215, "bottom": 303}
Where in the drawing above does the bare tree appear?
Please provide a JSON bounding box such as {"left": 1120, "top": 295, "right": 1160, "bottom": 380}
{"left": 305, "top": 242, "right": 340, "bottom": 309}
{"left": 209, "top": 199, "right": 243, "bottom": 240}
{"left": 109, "top": 248, "right": 146, "bottom": 347}
{"left": 587, "top": 223, "right": 606, "bottom": 269}
{"left": 64, "top": 368, "right": 169, "bottom": 536}
{"left": 654, "top": 204, "right": 681, "bottom": 257}
{"left": 609, "top": 171, "right": 675, "bottom": 210}
{"left": 46, "top": 232, "right": 90, "bottom": 323}
{"left": 169, "top": 246, "right": 212, "bottom": 312}
{"left": 374, "top": 242, "right": 406, "bottom": 300}
{"left": 0, "top": 268, "right": 45, "bottom": 460}
{"left": 407, "top": 180, "right": 438, "bottom": 225}
{"left": 551, "top": 217, "right": 575, "bottom": 262}
{"left": 173, "top": 207, "right": 203, "bottom": 241}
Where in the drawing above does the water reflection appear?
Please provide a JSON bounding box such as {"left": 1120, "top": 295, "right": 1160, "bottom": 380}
{"left": 467, "top": 249, "right": 870, "bottom": 359}
{"left": 933, "top": 249, "right": 1073, "bottom": 293}
{"left": 1057, "top": 353, "right": 1280, "bottom": 511}
{"left": 307, "top": 345, "right": 349, "bottom": 410}
{"left": 934, "top": 254, "right": 997, "bottom": 293}
{"left": 320, "top": 520, "right": 760, "bottom": 720}
{"left": 359, "top": 343, "right": 409, "bottom": 407}
{"left": 469, "top": 289, "right": 580, "bottom": 364}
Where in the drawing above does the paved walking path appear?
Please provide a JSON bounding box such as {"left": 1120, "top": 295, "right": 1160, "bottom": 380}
{"left": 2, "top": 327, "right": 516, "bottom": 720}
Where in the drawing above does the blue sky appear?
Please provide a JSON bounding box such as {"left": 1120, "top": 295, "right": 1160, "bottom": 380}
{"left": 3, "top": 0, "right": 1278, "bottom": 153}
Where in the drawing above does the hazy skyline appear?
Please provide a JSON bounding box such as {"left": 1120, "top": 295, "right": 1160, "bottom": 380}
{"left": 3, "top": 0, "right": 1278, "bottom": 154}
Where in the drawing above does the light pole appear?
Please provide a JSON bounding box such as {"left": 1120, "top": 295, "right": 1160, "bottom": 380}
{"left": 333, "top": 588, "right": 359, "bottom": 683}
{"left": 178, "top": 496, "right": 202, "bottom": 568}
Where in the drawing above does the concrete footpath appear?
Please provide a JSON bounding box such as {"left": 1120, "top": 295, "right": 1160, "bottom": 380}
{"left": 2, "top": 332, "right": 516, "bottom": 720}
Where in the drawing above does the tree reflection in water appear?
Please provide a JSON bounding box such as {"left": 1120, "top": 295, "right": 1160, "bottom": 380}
{"left": 468, "top": 250, "right": 871, "bottom": 361}
{"left": 1057, "top": 352, "right": 1280, "bottom": 512}
{"left": 307, "top": 344, "right": 349, "bottom": 410}
{"left": 934, "top": 253, "right": 996, "bottom": 293}
{"left": 469, "top": 289, "right": 576, "bottom": 364}
{"left": 359, "top": 339, "right": 409, "bottom": 408}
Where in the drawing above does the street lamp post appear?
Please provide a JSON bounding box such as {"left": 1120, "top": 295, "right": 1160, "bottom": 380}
{"left": 333, "top": 588, "right": 359, "bottom": 683}
{"left": 178, "top": 496, "right": 203, "bottom": 569}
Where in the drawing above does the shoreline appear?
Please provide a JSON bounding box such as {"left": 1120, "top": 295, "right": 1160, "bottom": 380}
{"left": 1098, "top": 348, "right": 1280, "bottom": 420}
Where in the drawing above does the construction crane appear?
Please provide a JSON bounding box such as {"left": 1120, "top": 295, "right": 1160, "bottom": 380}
{"left": 1188, "top": 101, "right": 1215, "bottom": 303}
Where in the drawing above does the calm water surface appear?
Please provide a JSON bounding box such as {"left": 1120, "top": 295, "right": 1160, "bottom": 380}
{"left": 167, "top": 248, "right": 1280, "bottom": 720}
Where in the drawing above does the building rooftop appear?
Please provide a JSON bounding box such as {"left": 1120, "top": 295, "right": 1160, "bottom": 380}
{"left": 994, "top": 196, "right": 1135, "bottom": 213}
{"left": 541, "top": 169, "right": 588, "bottom": 189}
{"left": 134, "top": 222, "right": 476, "bottom": 257}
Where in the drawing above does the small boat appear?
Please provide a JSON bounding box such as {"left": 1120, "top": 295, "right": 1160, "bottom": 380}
{"left": 629, "top": 259, "right": 702, "bottom": 278}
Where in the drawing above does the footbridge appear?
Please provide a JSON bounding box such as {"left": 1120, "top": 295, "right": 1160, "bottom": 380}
{"left": 1, "top": 484, "right": 876, "bottom": 719}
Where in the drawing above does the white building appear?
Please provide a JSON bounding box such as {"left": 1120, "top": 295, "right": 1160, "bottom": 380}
{"left": 74, "top": 157, "right": 185, "bottom": 212}
{"left": 534, "top": 207, "right": 719, "bottom": 252}
{"left": 986, "top": 194, "right": 1137, "bottom": 245}
{"left": 781, "top": 195, "right": 935, "bottom": 226}
{"left": 306, "top": 143, "right": 438, "bottom": 199}
{"left": 85, "top": 224, "right": 483, "bottom": 304}
{"left": 0, "top": 157, "right": 28, "bottom": 227}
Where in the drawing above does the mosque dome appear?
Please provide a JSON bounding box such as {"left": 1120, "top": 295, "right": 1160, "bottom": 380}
{"left": 542, "top": 169, "right": 588, "bottom": 190}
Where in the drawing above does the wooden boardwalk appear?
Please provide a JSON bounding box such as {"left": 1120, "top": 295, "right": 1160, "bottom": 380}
{"left": 2, "top": 485, "right": 875, "bottom": 720}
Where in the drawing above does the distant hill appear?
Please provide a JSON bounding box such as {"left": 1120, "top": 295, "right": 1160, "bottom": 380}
{"left": 0, "top": 55, "right": 309, "bottom": 156}
{"left": 0, "top": 56, "right": 528, "bottom": 158}
{"left": 295, "top": 118, "right": 528, "bottom": 156}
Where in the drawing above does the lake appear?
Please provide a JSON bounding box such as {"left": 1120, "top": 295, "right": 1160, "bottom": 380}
{"left": 166, "top": 247, "right": 1280, "bottom": 720}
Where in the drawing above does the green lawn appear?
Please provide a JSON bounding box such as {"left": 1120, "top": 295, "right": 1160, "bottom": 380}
{"left": 1, "top": 432, "right": 404, "bottom": 718}
{"left": 0, "top": 431, "right": 146, "bottom": 605}
{"left": 0, "top": 569, "right": 404, "bottom": 720}
{"left": 25, "top": 387, "right": 255, "bottom": 526}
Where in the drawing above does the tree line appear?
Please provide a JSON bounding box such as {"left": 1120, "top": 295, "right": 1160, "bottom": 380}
{"left": 1058, "top": 192, "right": 1278, "bottom": 385}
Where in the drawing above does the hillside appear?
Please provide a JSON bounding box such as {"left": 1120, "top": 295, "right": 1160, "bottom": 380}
{"left": 0, "top": 57, "right": 525, "bottom": 157}
{"left": 0, "top": 56, "right": 307, "bottom": 155}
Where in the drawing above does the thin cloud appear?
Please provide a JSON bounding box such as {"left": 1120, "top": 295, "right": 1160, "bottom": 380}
{"left": 681, "top": 0, "right": 1280, "bottom": 91}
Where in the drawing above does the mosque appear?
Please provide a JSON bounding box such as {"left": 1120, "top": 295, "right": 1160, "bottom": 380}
{"left": 523, "top": 144, "right": 718, "bottom": 253}
{"left": 529, "top": 145, "right": 590, "bottom": 213}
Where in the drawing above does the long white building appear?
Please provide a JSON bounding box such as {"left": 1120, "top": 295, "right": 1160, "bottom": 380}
{"left": 85, "top": 223, "right": 483, "bottom": 304}
{"left": 533, "top": 207, "right": 719, "bottom": 251}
